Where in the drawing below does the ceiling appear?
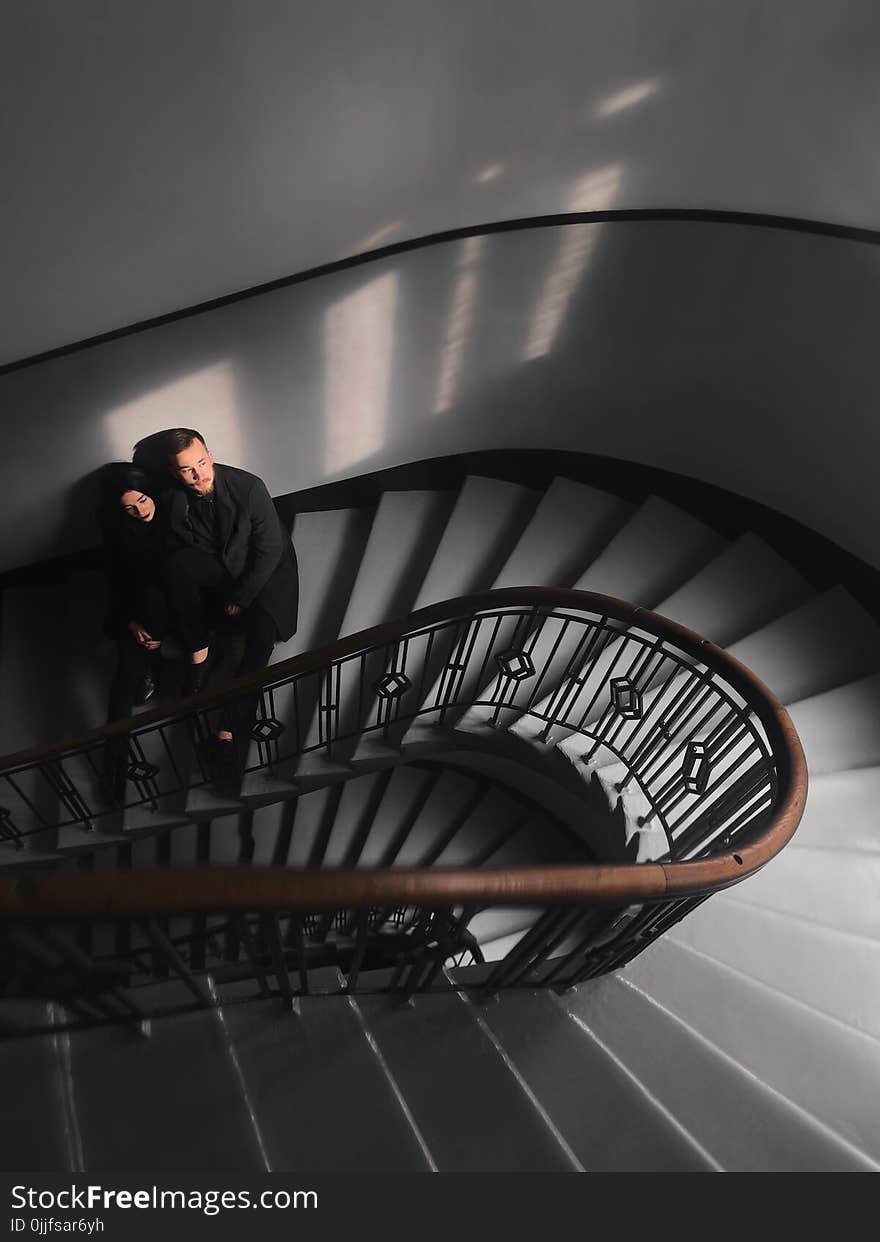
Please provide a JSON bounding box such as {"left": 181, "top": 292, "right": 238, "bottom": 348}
{"left": 3, "top": 0, "right": 880, "bottom": 366}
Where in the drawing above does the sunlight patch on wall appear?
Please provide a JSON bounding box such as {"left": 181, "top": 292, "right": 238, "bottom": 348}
{"left": 475, "top": 162, "right": 504, "bottom": 184}
{"left": 351, "top": 220, "right": 404, "bottom": 254}
{"left": 102, "top": 361, "right": 241, "bottom": 463}
{"left": 522, "top": 165, "right": 622, "bottom": 361}
{"left": 324, "top": 271, "right": 398, "bottom": 475}
{"left": 594, "top": 78, "right": 661, "bottom": 118}
{"left": 432, "top": 235, "right": 486, "bottom": 415}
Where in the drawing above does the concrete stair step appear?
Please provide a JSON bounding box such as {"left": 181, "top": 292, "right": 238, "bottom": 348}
{"left": 515, "top": 533, "right": 815, "bottom": 752}
{"left": 338, "top": 489, "right": 456, "bottom": 636}
{"left": 473, "top": 986, "right": 711, "bottom": 1170}
{"left": 207, "top": 811, "right": 249, "bottom": 865}
{"left": 389, "top": 769, "right": 481, "bottom": 867}
{"left": 399, "top": 478, "right": 631, "bottom": 750}
{"left": 284, "top": 787, "right": 337, "bottom": 867}
{"left": 429, "top": 787, "right": 525, "bottom": 868}
{"left": 288, "top": 506, "right": 376, "bottom": 656}
{"left": 248, "top": 800, "right": 290, "bottom": 866}
{"left": 0, "top": 1007, "right": 74, "bottom": 1170}
{"left": 787, "top": 767, "right": 880, "bottom": 853}
{"left": 478, "top": 501, "right": 723, "bottom": 750}
{"left": 666, "top": 894, "right": 880, "bottom": 1039}
{"left": 492, "top": 476, "right": 633, "bottom": 591}
{"left": 786, "top": 673, "right": 880, "bottom": 775}
{"left": 438, "top": 495, "right": 722, "bottom": 746}
{"left": 354, "top": 990, "right": 575, "bottom": 1170}
{"left": 320, "top": 771, "right": 389, "bottom": 866}
{"left": 481, "top": 815, "right": 574, "bottom": 868}
{"left": 720, "top": 845, "right": 880, "bottom": 940}
{"left": 573, "top": 495, "right": 724, "bottom": 606}
{"left": 0, "top": 840, "right": 61, "bottom": 867}
{"left": 561, "top": 974, "right": 870, "bottom": 1170}
{"left": 727, "top": 587, "right": 880, "bottom": 705}
{"left": 622, "top": 934, "right": 880, "bottom": 1164}
{"left": 652, "top": 531, "right": 814, "bottom": 647}
{"left": 411, "top": 476, "right": 538, "bottom": 610}
{"left": 216, "top": 994, "right": 431, "bottom": 1170}
{"left": 356, "top": 765, "right": 436, "bottom": 867}
{"left": 510, "top": 546, "right": 830, "bottom": 757}
{"left": 67, "top": 1003, "right": 268, "bottom": 1170}
{"left": 351, "top": 476, "right": 537, "bottom": 761}
{"left": 290, "top": 489, "right": 454, "bottom": 777}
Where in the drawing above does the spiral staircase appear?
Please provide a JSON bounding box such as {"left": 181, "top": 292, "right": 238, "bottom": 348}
{"left": 1, "top": 459, "right": 878, "bottom": 1173}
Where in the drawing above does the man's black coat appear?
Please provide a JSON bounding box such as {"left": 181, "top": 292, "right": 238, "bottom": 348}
{"left": 166, "top": 463, "right": 298, "bottom": 640}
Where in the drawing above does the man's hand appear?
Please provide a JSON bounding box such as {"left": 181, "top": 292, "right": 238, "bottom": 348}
{"left": 223, "top": 602, "right": 242, "bottom": 618}
{"left": 128, "top": 620, "right": 161, "bottom": 650}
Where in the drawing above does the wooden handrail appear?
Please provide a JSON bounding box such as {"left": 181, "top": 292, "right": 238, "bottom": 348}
{"left": 0, "top": 588, "right": 808, "bottom": 919}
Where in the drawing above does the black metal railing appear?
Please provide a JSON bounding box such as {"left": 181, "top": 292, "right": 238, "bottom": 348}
{"left": 0, "top": 588, "right": 807, "bottom": 1034}
{"left": 0, "top": 590, "right": 779, "bottom": 858}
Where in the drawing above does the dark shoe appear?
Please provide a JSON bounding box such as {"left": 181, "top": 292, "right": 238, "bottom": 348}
{"left": 183, "top": 647, "right": 222, "bottom": 697}
{"left": 133, "top": 669, "right": 157, "bottom": 707}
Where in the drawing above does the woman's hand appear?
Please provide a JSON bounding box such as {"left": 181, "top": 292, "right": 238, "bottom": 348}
{"left": 128, "top": 620, "right": 161, "bottom": 650}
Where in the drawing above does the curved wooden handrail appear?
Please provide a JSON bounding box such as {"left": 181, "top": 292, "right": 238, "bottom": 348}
{"left": 0, "top": 587, "right": 808, "bottom": 920}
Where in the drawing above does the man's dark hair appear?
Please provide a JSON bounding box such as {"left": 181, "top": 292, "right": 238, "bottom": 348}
{"left": 156, "top": 427, "right": 207, "bottom": 465}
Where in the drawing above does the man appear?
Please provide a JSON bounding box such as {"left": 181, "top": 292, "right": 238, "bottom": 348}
{"left": 153, "top": 427, "right": 298, "bottom": 763}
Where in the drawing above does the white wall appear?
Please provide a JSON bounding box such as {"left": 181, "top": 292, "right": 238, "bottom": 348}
{"left": 2, "top": 219, "right": 878, "bottom": 575}
{"left": 4, "top": 0, "right": 880, "bottom": 363}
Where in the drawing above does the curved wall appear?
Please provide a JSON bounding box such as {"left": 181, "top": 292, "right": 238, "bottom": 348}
{"left": 4, "top": 0, "right": 880, "bottom": 363}
{"left": 1, "top": 217, "right": 878, "bottom": 574}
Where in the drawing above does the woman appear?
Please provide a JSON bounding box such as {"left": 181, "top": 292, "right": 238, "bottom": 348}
{"left": 99, "top": 463, "right": 173, "bottom": 723}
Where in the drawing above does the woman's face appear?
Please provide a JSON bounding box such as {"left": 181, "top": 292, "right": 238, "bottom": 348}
{"left": 119, "top": 490, "right": 156, "bottom": 522}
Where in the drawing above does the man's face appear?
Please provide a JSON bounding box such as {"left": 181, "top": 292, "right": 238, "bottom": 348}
{"left": 173, "top": 439, "right": 215, "bottom": 495}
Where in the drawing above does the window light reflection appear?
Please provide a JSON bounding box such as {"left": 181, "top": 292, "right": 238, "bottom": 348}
{"left": 432, "top": 235, "right": 486, "bottom": 415}
{"left": 324, "top": 271, "right": 398, "bottom": 474}
{"left": 523, "top": 165, "right": 622, "bottom": 361}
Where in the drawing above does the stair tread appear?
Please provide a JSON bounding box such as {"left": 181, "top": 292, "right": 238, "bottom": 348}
{"left": 667, "top": 894, "right": 880, "bottom": 1039}
{"left": 474, "top": 986, "right": 711, "bottom": 1170}
{"left": 69, "top": 1005, "right": 269, "bottom": 1170}
{"left": 720, "top": 846, "right": 880, "bottom": 940}
{"left": 622, "top": 934, "right": 880, "bottom": 1163}
{"left": 786, "top": 673, "right": 880, "bottom": 775}
{"left": 354, "top": 990, "right": 575, "bottom": 1170}
{"left": 788, "top": 767, "right": 880, "bottom": 852}
{"left": 217, "top": 995, "right": 431, "bottom": 1171}
{"left": 338, "top": 490, "right": 454, "bottom": 636}
{"left": 0, "top": 1012, "right": 71, "bottom": 1170}
{"left": 574, "top": 495, "right": 724, "bottom": 607}
{"left": 288, "top": 506, "right": 374, "bottom": 654}
{"left": 727, "top": 586, "right": 880, "bottom": 705}
{"left": 561, "top": 974, "right": 872, "bottom": 1170}
{"left": 492, "top": 476, "right": 633, "bottom": 590}
{"left": 654, "top": 531, "right": 814, "bottom": 646}
{"left": 412, "top": 476, "right": 538, "bottom": 609}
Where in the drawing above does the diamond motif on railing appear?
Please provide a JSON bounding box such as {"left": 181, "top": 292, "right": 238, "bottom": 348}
{"left": 610, "top": 677, "right": 643, "bottom": 720}
{"left": 375, "top": 673, "right": 411, "bottom": 699}
{"left": 682, "top": 741, "right": 711, "bottom": 794}
{"left": 495, "top": 650, "right": 535, "bottom": 681}
{"left": 127, "top": 761, "right": 159, "bottom": 782}
{"left": 251, "top": 717, "right": 286, "bottom": 742}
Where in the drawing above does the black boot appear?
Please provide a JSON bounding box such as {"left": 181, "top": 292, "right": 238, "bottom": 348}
{"left": 183, "top": 647, "right": 222, "bottom": 697}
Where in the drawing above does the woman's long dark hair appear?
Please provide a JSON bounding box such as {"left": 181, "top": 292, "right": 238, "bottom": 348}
{"left": 98, "top": 462, "right": 164, "bottom": 528}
